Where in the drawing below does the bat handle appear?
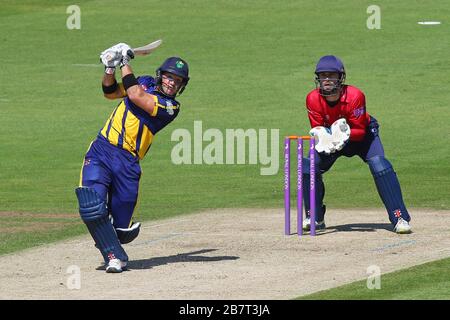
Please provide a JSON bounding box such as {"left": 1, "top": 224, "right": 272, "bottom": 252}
{"left": 127, "top": 49, "right": 135, "bottom": 59}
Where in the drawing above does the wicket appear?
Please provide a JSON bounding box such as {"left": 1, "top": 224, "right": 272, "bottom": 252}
{"left": 284, "top": 135, "right": 316, "bottom": 236}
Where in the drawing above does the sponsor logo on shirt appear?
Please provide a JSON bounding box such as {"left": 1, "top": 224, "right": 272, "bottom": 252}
{"left": 166, "top": 100, "right": 174, "bottom": 115}
{"left": 353, "top": 106, "right": 365, "bottom": 117}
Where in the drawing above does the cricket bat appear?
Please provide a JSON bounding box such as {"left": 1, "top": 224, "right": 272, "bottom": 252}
{"left": 131, "top": 39, "right": 162, "bottom": 57}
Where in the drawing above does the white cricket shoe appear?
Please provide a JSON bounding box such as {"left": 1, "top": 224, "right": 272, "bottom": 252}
{"left": 302, "top": 217, "right": 326, "bottom": 231}
{"left": 394, "top": 218, "right": 412, "bottom": 234}
{"left": 106, "top": 259, "right": 127, "bottom": 273}
{"left": 302, "top": 217, "right": 311, "bottom": 231}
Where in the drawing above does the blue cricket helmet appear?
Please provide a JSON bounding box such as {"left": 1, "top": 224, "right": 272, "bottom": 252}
{"left": 314, "top": 55, "right": 346, "bottom": 96}
{"left": 156, "top": 57, "right": 190, "bottom": 97}
{"left": 315, "top": 55, "right": 345, "bottom": 75}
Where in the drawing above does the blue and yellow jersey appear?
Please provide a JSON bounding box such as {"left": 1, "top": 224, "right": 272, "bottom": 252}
{"left": 98, "top": 75, "right": 180, "bottom": 160}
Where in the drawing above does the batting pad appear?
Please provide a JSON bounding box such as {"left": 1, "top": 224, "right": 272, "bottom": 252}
{"left": 75, "top": 187, "right": 128, "bottom": 263}
{"left": 368, "top": 156, "right": 410, "bottom": 224}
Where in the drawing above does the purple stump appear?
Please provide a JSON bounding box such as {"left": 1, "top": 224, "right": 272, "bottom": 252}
{"left": 309, "top": 137, "right": 316, "bottom": 236}
{"left": 297, "top": 138, "right": 303, "bottom": 236}
{"left": 284, "top": 137, "right": 290, "bottom": 235}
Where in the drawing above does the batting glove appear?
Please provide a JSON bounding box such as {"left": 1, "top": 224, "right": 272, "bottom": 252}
{"left": 119, "top": 47, "right": 134, "bottom": 68}
{"left": 99, "top": 43, "right": 131, "bottom": 68}
{"left": 100, "top": 49, "right": 122, "bottom": 68}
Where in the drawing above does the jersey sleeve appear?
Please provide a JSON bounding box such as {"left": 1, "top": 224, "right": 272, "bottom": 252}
{"left": 137, "top": 75, "right": 155, "bottom": 89}
{"left": 306, "top": 92, "right": 325, "bottom": 128}
{"left": 150, "top": 95, "right": 180, "bottom": 122}
{"left": 347, "top": 91, "right": 369, "bottom": 141}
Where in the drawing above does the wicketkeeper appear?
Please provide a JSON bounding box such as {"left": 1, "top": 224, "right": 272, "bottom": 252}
{"left": 302, "top": 55, "right": 412, "bottom": 234}
{"left": 75, "top": 43, "right": 190, "bottom": 272}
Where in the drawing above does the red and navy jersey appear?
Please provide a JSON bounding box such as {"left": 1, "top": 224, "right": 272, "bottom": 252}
{"left": 306, "top": 85, "right": 370, "bottom": 141}
{"left": 99, "top": 75, "right": 180, "bottom": 159}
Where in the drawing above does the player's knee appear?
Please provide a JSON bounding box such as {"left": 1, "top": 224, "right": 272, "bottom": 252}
{"left": 116, "top": 222, "right": 141, "bottom": 244}
{"left": 367, "top": 155, "right": 393, "bottom": 177}
{"left": 75, "top": 187, "right": 108, "bottom": 222}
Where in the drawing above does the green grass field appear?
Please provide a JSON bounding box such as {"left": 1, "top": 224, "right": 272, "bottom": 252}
{"left": 1, "top": 0, "right": 449, "bottom": 298}
{"left": 298, "top": 257, "right": 450, "bottom": 300}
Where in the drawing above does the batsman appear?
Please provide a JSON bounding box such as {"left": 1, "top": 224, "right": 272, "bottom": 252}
{"left": 75, "top": 43, "right": 190, "bottom": 272}
{"left": 302, "top": 55, "right": 412, "bottom": 234}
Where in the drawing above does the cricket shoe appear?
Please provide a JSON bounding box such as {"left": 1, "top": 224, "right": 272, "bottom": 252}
{"left": 302, "top": 217, "right": 326, "bottom": 231}
{"left": 106, "top": 259, "right": 127, "bottom": 273}
{"left": 394, "top": 218, "right": 412, "bottom": 234}
{"left": 302, "top": 205, "right": 326, "bottom": 231}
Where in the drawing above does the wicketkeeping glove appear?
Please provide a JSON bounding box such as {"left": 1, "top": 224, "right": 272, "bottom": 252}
{"left": 331, "top": 118, "right": 350, "bottom": 151}
{"left": 309, "top": 126, "right": 336, "bottom": 155}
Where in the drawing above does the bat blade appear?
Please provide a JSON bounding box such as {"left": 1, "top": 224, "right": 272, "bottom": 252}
{"left": 132, "top": 39, "right": 162, "bottom": 56}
